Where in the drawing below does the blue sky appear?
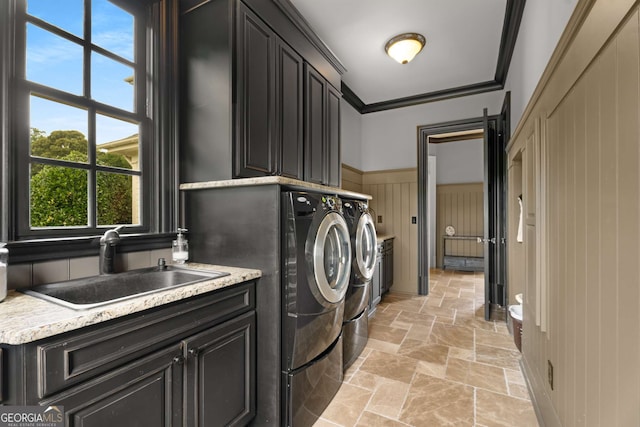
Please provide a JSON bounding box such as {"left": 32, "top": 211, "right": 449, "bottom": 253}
{"left": 27, "top": 0, "right": 138, "bottom": 145}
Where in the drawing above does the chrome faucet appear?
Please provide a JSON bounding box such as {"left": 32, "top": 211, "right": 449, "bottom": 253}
{"left": 99, "top": 225, "right": 125, "bottom": 274}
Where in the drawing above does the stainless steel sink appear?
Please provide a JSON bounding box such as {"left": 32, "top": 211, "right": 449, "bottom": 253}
{"left": 22, "top": 265, "right": 229, "bottom": 310}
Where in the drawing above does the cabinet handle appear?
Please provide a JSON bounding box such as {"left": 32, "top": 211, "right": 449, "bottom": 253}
{"left": 188, "top": 348, "right": 199, "bottom": 358}
{"left": 173, "top": 355, "right": 185, "bottom": 365}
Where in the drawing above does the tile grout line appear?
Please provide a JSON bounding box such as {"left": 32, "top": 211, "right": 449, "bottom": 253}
{"left": 504, "top": 367, "right": 512, "bottom": 397}
{"left": 317, "top": 271, "right": 535, "bottom": 426}
{"left": 474, "top": 387, "right": 478, "bottom": 426}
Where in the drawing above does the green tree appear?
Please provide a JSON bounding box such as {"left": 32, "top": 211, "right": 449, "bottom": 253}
{"left": 29, "top": 129, "right": 133, "bottom": 227}
{"left": 96, "top": 152, "right": 133, "bottom": 225}
{"left": 31, "top": 128, "right": 88, "bottom": 161}
{"left": 30, "top": 151, "right": 88, "bottom": 227}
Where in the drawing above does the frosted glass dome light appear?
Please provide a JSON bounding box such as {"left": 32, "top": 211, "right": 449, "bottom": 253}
{"left": 385, "top": 33, "right": 426, "bottom": 64}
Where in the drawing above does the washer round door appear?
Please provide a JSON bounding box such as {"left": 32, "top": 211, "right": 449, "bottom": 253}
{"left": 311, "top": 211, "right": 352, "bottom": 304}
{"left": 355, "top": 211, "right": 377, "bottom": 281}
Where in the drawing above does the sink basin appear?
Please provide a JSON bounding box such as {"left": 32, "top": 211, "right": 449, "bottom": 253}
{"left": 22, "top": 265, "right": 229, "bottom": 310}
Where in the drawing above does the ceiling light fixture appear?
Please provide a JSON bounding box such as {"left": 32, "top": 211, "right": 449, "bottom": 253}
{"left": 385, "top": 33, "right": 426, "bottom": 64}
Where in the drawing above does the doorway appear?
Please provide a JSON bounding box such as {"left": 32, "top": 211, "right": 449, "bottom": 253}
{"left": 428, "top": 131, "right": 485, "bottom": 272}
{"left": 417, "top": 93, "right": 510, "bottom": 321}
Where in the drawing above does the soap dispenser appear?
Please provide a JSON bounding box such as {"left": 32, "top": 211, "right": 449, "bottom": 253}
{"left": 172, "top": 228, "right": 189, "bottom": 264}
{"left": 0, "top": 243, "right": 8, "bottom": 302}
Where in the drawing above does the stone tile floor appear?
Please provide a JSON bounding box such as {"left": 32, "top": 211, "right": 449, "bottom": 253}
{"left": 314, "top": 269, "right": 539, "bottom": 427}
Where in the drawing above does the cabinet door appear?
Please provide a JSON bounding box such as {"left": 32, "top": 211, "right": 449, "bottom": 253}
{"left": 236, "top": 3, "right": 276, "bottom": 178}
{"left": 276, "top": 39, "right": 304, "bottom": 179}
{"left": 184, "top": 311, "right": 256, "bottom": 427}
{"left": 326, "top": 84, "right": 341, "bottom": 187}
{"left": 384, "top": 248, "right": 394, "bottom": 293}
{"left": 370, "top": 254, "right": 382, "bottom": 312}
{"left": 42, "top": 345, "right": 183, "bottom": 427}
{"left": 304, "top": 64, "right": 326, "bottom": 184}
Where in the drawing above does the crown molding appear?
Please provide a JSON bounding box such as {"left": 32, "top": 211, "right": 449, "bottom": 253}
{"left": 340, "top": 83, "right": 365, "bottom": 111}
{"left": 342, "top": 0, "right": 525, "bottom": 114}
{"left": 273, "top": 0, "right": 347, "bottom": 75}
{"left": 495, "top": 0, "right": 526, "bottom": 83}
{"left": 359, "top": 80, "right": 503, "bottom": 114}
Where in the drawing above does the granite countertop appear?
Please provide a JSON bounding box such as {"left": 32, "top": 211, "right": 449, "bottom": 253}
{"left": 0, "top": 263, "right": 261, "bottom": 345}
{"left": 179, "top": 176, "right": 372, "bottom": 200}
{"left": 377, "top": 234, "right": 395, "bottom": 243}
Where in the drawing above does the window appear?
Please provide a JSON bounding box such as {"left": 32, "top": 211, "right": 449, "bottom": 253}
{"left": 18, "top": 0, "right": 147, "bottom": 236}
{"left": 0, "top": 0, "right": 177, "bottom": 259}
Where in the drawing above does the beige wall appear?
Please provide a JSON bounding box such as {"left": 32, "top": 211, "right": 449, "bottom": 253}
{"left": 507, "top": 0, "right": 640, "bottom": 425}
{"left": 341, "top": 164, "right": 363, "bottom": 193}
{"left": 347, "top": 170, "right": 483, "bottom": 293}
{"left": 435, "top": 183, "right": 484, "bottom": 267}
{"left": 362, "top": 168, "right": 418, "bottom": 295}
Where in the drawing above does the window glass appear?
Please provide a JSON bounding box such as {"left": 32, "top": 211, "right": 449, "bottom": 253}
{"left": 22, "top": 0, "right": 147, "bottom": 234}
{"left": 30, "top": 165, "right": 88, "bottom": 228}
{"left": 92, "top": 0, "right": 135, "bottom": 61}
{"left": 96, "top": 114, "right": 139, "bottom": 170}
{"left": 30, "top": 96, "right": 88, "bottom": 163}
{"left": 26, "top": 24, "right": 83, "bottom": 95}
{"left": 27, "top": 0, "right": 84, "bottom": 37}
{"left": 91, "top": 51, "right": 135, "bottom": 111}
{"left": 96, "top": 171, "right": 136, "bottom": 226}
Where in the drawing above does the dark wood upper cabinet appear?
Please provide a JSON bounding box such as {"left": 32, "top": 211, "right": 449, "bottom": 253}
{"left": 276, "top": 39, "right": 304, "bottom": 179}
{"left": 180, "top": 0, "right": 340, "bottom": 185}
{"left": 236, "top": 4, "right": 277, "bottom": 178}
{"left": 304, "top": 64, "right": 326, "bottom": 185}
{"left": 236, "top": 5, "right": 304, "bottom": 180}
{"left": 304, "top": 64, "right": 341, "bottom": 186}
{"left": 327, "top": 84, "right": 342, "bottom": 187}
{"left": 235, "top": 3, "right": 304, "bottom": 179}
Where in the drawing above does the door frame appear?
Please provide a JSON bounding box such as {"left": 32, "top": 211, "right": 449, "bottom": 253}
{"left": 418, "top": 117, "right": 485, "bottom": 295}
{"left": 417, "top": 113, "right": 506, "bottom": 296}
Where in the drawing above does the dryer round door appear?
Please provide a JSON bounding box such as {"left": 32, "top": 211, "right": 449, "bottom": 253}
{"left": 355, "top": 212, "right": 377, "bottom": 281}
{"left": 311, "top": 211, "right": 352, "bottom": 303}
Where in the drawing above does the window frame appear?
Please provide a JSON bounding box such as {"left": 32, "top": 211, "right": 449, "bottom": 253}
{"left": 0, "top": 0, "right": 179, "bottom": 263}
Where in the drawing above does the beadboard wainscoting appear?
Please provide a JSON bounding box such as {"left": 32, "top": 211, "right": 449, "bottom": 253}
{"left": 507, "top": 0, "right": 640, "bottom": 425}
{"left": 343, "top": 169, "right": 485, "bottom": 294}
{"left": 341, "top": 164, "right": 364, "bottom": 193}
{"left": 361, "top": 168, "right": 418, "bottom": 295}
{"left": 435, "top": 183, "right": 484, "bottom": 268}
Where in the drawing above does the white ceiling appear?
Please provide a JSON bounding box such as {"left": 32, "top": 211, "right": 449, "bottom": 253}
{"left": 289, "top": 0, "right": 508, "bottom": 105}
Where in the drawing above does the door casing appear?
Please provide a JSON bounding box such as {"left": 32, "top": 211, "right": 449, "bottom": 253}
{"left": 417, "top": 100, "right": 509, "bottom": 316}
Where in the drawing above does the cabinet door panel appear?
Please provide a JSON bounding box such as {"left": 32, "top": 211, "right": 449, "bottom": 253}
{"left": 184, "top": 311, "right": 256, "bottom": 427}
{"left": 236, "top": 4, "right": 275, "bottom": 177}
{"left": 370, "top": 254, "right": 382, "bottom": 312}
{"left": 277, "top": 40, "right": 304, "bottom": 179}
{"left": 42, "top": 345, "right": 183, "bottom": 427}
{"left": 304, "top": 65, "right": 326, "bottom": 184}
{"left": 327, "top": 84, "right": 341, "bottom": 187}
{"left": 384, "top": 249, "right": 393, "bottom": 293}
{"left": 35, "top": 282, "right": 254, "bottom": 399}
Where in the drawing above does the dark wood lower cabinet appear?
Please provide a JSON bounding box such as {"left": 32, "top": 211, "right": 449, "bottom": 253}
{"left": 382, "top": 239, "right": 394, "bottom": 294}
{"left": 2, "top": 282, "right": 257, "bottom": 427}
{"left": 369, "top": 238, "right": 394, "bottom": 316}
{"left": 369, "top": 246, "right": 383, "bottom": 316}
{"left": 184, "top": 311, "right": 255, "bottom": 427}
{"left": 42, "top": 344, "right": 184, "bottom": 427}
